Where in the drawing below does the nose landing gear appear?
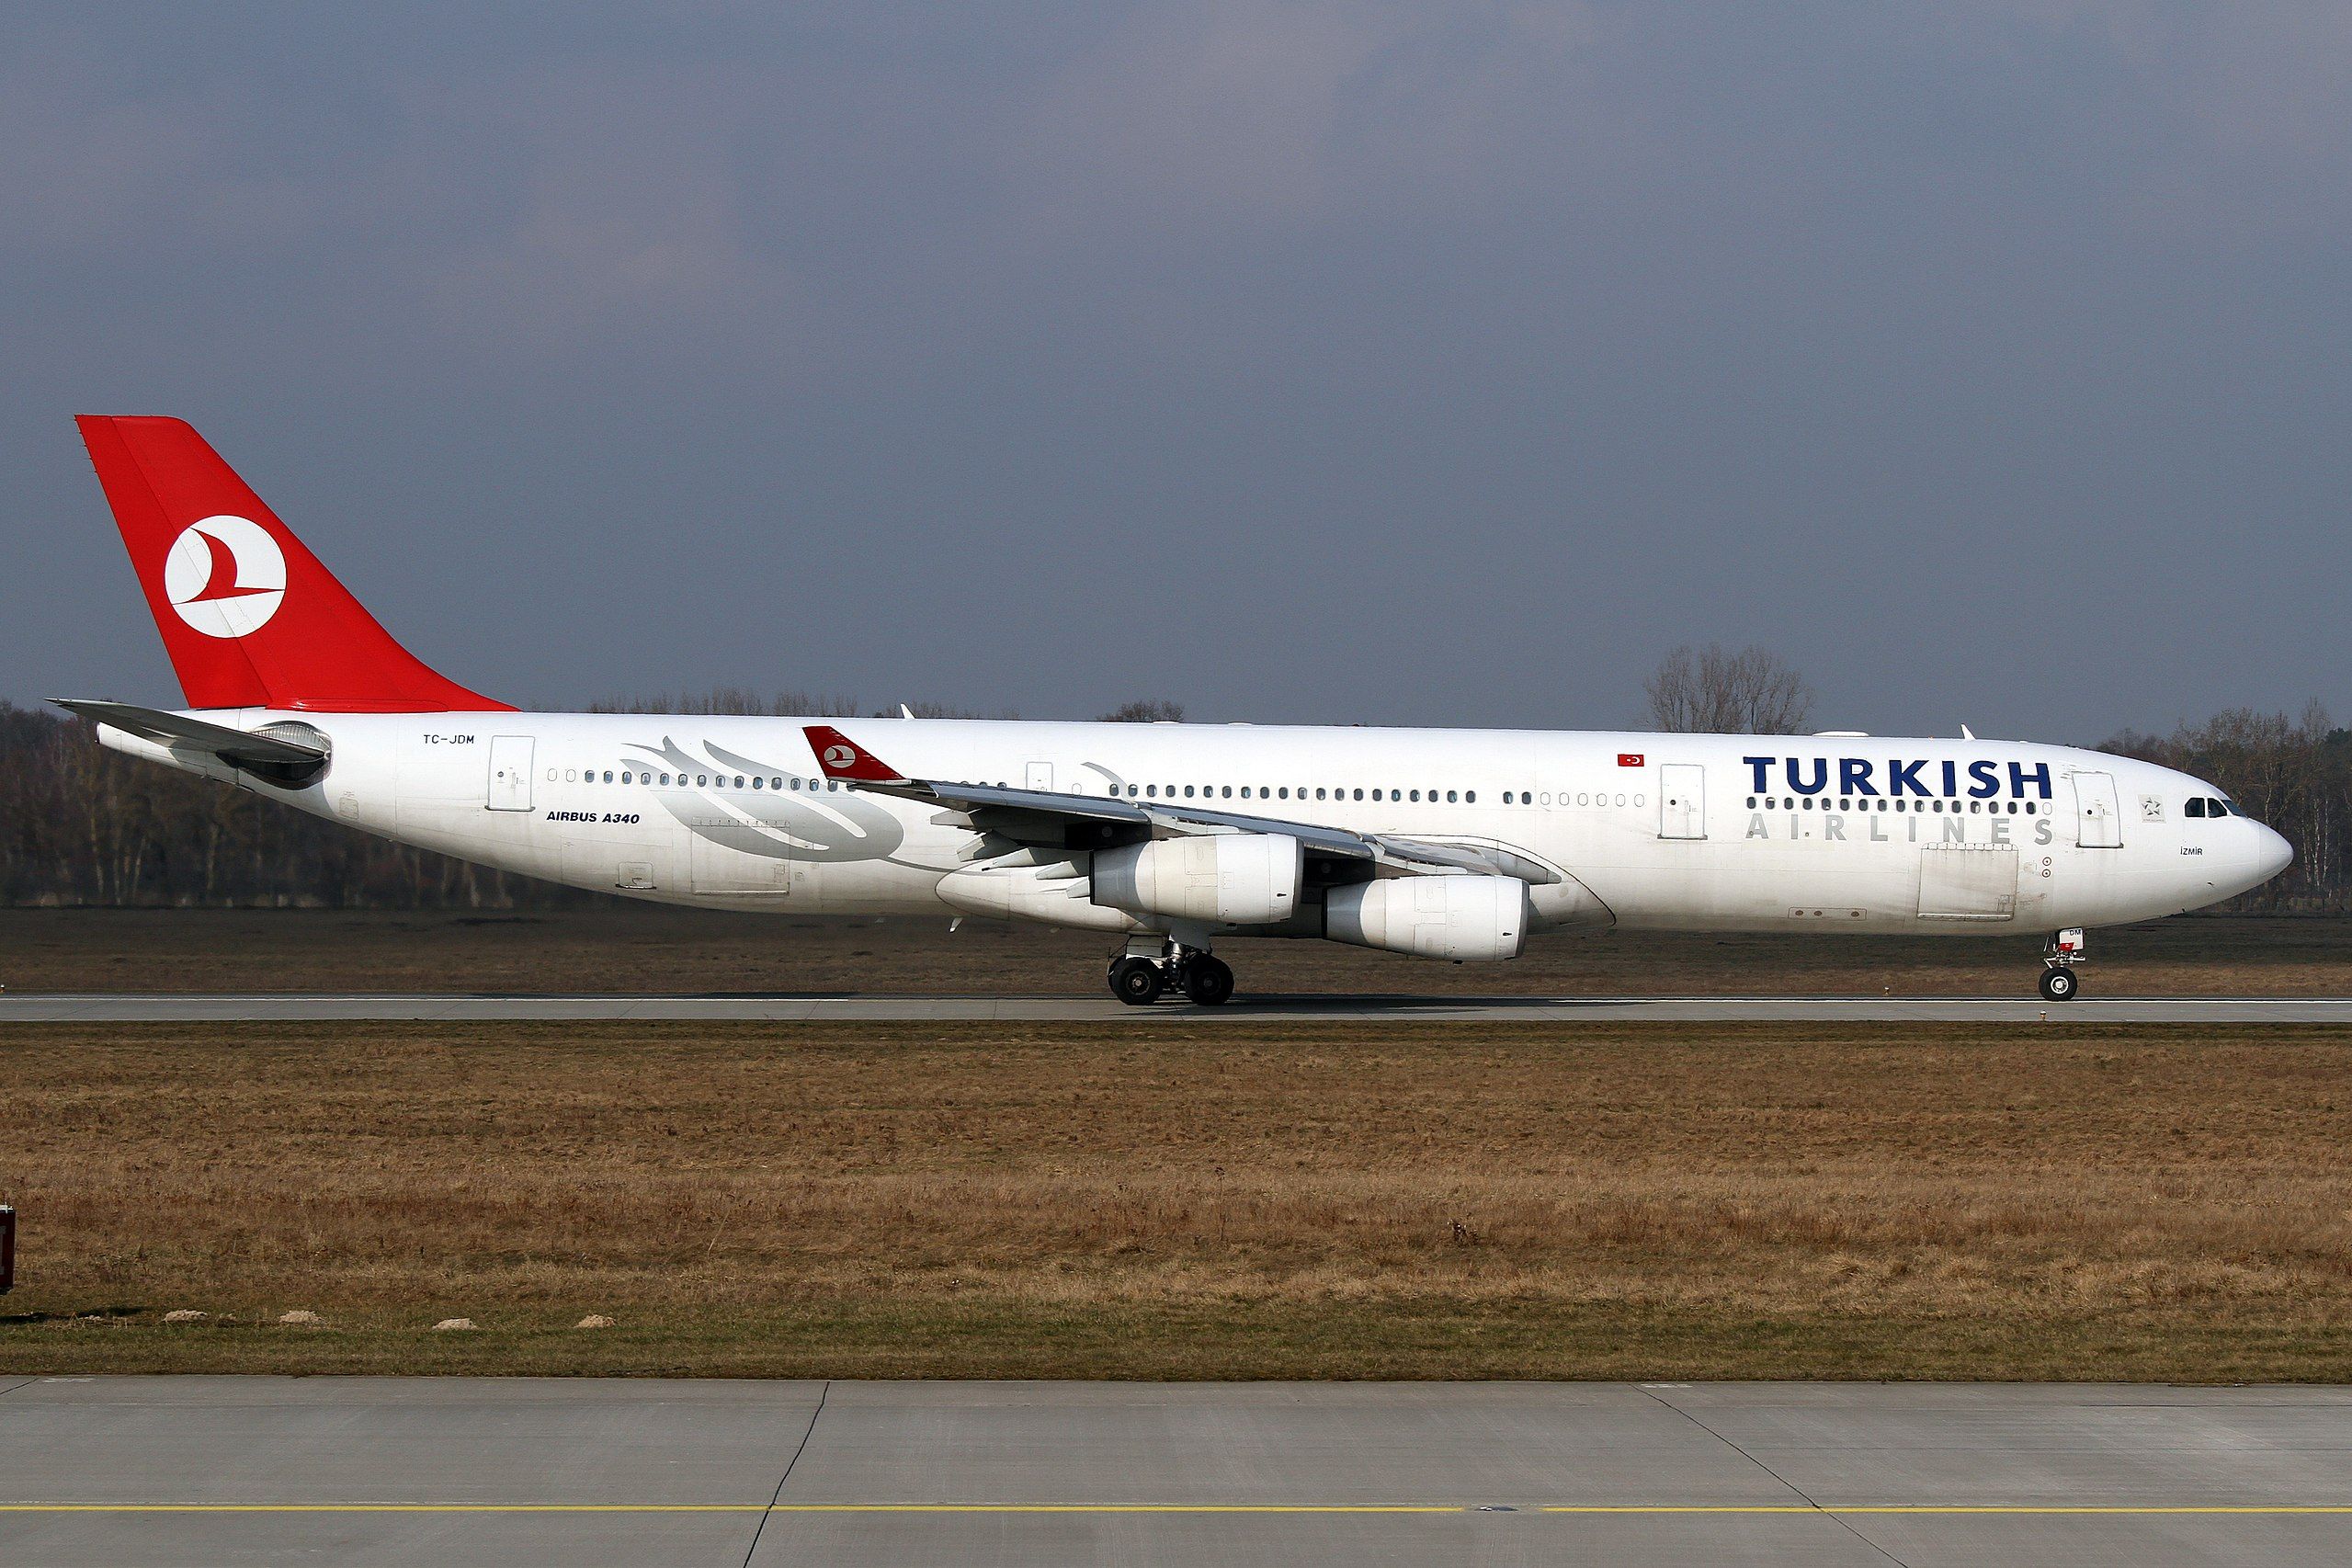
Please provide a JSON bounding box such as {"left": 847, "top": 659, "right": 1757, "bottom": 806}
{"left": 1107, "top": 937, "right": 1234, "bottom": 1007}
{"left": 2040, "top": 927, "right": 2085, "bottom": 1002}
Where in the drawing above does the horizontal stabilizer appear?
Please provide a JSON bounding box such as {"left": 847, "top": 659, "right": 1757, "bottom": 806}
{"left": 51, "top": 699, "right": 327, "bottom": 767}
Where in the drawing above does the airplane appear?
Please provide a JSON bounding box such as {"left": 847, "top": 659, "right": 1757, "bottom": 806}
{"left": 57, "top": 415, "right": 2293, "bottom": 1006}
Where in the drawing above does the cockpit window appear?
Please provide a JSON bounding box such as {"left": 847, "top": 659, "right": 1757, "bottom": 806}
{"left": 2185, "top": 798, "right": 2205, "bottom": 818}
{"left": 2217, "top": 798, "right": 2243, "bottom": 816}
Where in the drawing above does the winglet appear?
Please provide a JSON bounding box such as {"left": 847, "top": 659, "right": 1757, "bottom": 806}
{"left": 805, "top": 725, "right": 911, "bottom": 784}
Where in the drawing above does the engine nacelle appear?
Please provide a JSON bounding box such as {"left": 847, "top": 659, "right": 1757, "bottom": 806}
{"left": 1324, "top": 875, "right": 1530, "bottom": 961}
{"left": 1092, "top": 834, "right": 1302, "bottom": 926}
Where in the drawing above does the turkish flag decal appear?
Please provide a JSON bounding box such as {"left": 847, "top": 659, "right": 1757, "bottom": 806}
{"left": 1618, "top": 753, "right": 1645, "bottom": 767}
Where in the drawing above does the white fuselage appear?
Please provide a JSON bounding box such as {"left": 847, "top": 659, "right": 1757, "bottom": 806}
{"left": 107, "top": 710, "right": 2291, "bottom": 944}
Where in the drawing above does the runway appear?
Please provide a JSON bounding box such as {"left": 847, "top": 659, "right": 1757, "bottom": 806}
{"left": 2, "top": 1379, "right": 2349, "bottom": 1565}
{"left": 4, "top": 990, "right": 2352, "bottom": 1022}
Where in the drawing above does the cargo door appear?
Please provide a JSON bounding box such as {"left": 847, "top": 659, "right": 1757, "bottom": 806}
{"left": 487, "top": 735, "right": 534, "bottom": 811}
{"left": 2074, "top": 770, "right": 2123, "bottom": 848}
{"left": 689, "top": 832, "right": 792, "bottom": 898}
{"left": 1657, "top": 763, "right": 1706, "bottom": 839}
{"left": 1026, "top": 761, "right": 1054, "bottom": 792}
{"left": 563, "top": 841, "right": 664, "bottom": 892}
{"left": 1917, "top": 845, "right": 2018, "bottom": 920}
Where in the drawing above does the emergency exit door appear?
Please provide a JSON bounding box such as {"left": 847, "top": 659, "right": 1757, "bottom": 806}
{"left": 2074, "top": 770, "right": 2123, "bottom": 848}
{"left": 487, "top": 735, "right": 534, "bottom": 812}
{"left": 1658, "top": 764, "right": 1707, "bottom": 839}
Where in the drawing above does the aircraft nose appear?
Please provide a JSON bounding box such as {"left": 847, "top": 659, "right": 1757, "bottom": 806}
{"left": 2256, "top": 823, "right": 2293, "bottom": 881}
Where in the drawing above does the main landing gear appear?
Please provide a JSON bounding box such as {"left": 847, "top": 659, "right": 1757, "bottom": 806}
{"left": 1108, "top": 937, "right": 1234, "bottom": 1007}
{"left": 2040, "top": 926, "right": 2085, "bottom": 1002}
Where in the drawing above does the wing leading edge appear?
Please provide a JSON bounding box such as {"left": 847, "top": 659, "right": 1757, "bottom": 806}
{"left": 801, "top": 724, "right": 1559, "bottom": 884}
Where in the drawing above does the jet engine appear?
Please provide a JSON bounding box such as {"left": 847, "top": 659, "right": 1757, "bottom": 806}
{"left": 1324, "top": 874, "right": 1529, "bottom": 961}
{"left": 1091, "top": 834, "right": 1302, "bottom": 925}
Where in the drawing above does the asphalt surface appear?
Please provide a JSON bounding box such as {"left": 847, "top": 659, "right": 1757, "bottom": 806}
{"left": 1, "top": 1378, "right": 2348, "bottom": 1566}
{"left": 4, "top": 990, "right": 2351, "bottom": 1022}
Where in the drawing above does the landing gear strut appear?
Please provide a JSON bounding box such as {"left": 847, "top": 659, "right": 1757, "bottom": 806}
{"left": 1107, "top": 937, "right": 1234, "bottom": 1007}
{"left": 2040, "top": 927, "right": 2085, "bottom": 1002}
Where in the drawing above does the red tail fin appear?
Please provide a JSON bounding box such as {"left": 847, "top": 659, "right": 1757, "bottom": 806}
{"left": 76, "top": 416, "right": 506, "bottom": 712}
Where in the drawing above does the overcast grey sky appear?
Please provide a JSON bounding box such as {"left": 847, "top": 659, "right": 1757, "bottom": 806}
{"left": 6, "top": 3, "right": 2348, "bottom": 738}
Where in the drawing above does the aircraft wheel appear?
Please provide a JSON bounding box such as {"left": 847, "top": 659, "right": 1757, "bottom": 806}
{"left": 1181, "top": 955, "right": 1234, "bottom": 1006}
{"left": 2039, "top": 967, "right": 2079, "bottom": 1003}
{"left": 1111, "top": 958, "right": 1165, "bottom": 1006}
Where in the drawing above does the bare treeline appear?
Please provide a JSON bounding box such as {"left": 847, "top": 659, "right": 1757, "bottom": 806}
{"left": 585, "top": 690, "right": 1006, "bottom": 719}
{"left": 1645, "top": 643, "right": 1814, "bottom": 734}
{"left": 0, "top": 701, "right": 555, "bottom": 908}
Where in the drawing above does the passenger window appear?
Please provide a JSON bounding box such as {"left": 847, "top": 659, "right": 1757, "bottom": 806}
{"left": 1315, "top": 788, "right": 1327, "bottom": 801}
{"left": 1465, "top": 790, "right": 1475, "bottom": 803}
{"left": 1352, "top": 789, "right": 1363, "bottom": 801}
{"left": 1447, "top": 790, "right": 1458, "bottom": 802}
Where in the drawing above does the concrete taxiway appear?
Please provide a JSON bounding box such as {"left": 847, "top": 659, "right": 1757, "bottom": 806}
{"left": 3, "top": 990, "right": 2351, "bottom": 1022}
{"left": 1, "top": 1378, "right": 2349, "bottom": 1566}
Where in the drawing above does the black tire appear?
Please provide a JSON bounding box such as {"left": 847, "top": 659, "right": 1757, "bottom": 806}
{"left": 1112, "top": 959, "right": 1165, "bottom": 1006}
{"left": 2039, "top": 966, "right": 2079, "bottom": 1003}
{"left": 1181, "top": 955, "right": 1235, "bottom": 1006}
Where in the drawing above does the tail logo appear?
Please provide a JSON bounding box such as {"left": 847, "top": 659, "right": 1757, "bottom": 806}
{"left": 823, "top": 744, "right": 857, "bottom": 769}
{"left": 163, "top": 516, "right": 286, "bottom": 638}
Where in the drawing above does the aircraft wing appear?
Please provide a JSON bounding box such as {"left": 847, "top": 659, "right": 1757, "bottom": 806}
{"left": 51, "top": 699, "right": 329, "bottom": 768}
{"left": 804, "top": 724, "right": 1559, "bottom": 884}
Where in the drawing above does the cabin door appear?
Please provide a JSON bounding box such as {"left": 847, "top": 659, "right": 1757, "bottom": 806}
{"left": 2074, "top": 771, "right": 2124, "bottom": 848}
{"left": 487, "top": 735, "right": 534, "bottom": 812}
{"left": 1657, "top": 764, "right": 1706, "bottom": 839}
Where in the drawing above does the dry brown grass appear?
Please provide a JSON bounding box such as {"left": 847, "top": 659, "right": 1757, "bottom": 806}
{"left": 4, "top": 1018, "right": 2351, "bottom": 1379}
{"left": 6, "top": 908, "right": 2350, "bottom": 996}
